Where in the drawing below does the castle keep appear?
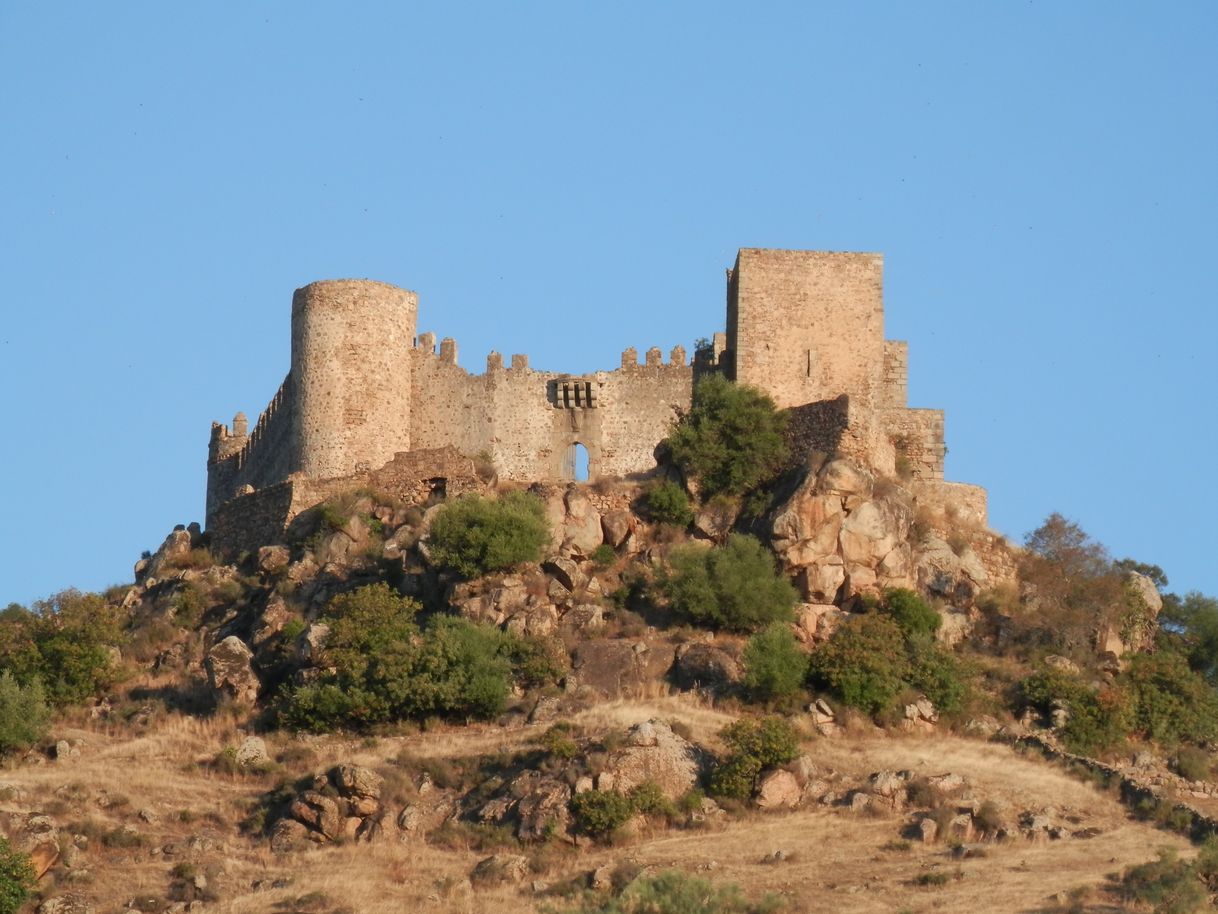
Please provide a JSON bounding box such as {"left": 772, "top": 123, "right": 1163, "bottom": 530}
{"left": 207, "top": 249, "right": 975, "bottom": 551}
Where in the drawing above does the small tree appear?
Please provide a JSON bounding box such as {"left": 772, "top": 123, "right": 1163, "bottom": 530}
{"left": 0, "top": 590, "right": 127, "bottom": 706}
{"left": 0, "top": 672, "right": 50, "bottom": 753}
{"left": 0, "top": 837, "right": 34, "bottom": 914}
{"left": 645, "top": 480, "right": 694, "bottom": 527}
{"left": 428, "top": 492, "right": 549, "bottom": 578}
{"left": 666, "top": 375, "right": 788, "bottom": 499}
{"left": 879, "top": 588, "right": 940, "bottom": 639}
{"left": 709, "top": 716, "right": 801, "bottom": 800}
{"left": 808, "top": 614, "right": 909, "bottom": 714}
{"left": 743, "top": 624, "right": 808, "bottom": 702}
{"left": 660, "top": 534, "right": 797, "bottom": 631}
{"left": 279, "top": 583, "right": 524, "bottom": 729}
{"left": 1018, "top": 513, "right": 1123, "bottom": 653}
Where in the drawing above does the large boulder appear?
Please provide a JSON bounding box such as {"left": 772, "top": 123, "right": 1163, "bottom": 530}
{"left": 671, "top": 642, "right": 742, "bottom": 691}
{"left": 601, "top": 510, "right": 635, "bottom": 549}
{"left": 755, "top": 769, "right": 802, "bottom": 809}
{"left": 601, "top": 720, "right": 703, "bottom": 799}
{"left": 204, "top": 636, "right": 260, "bottom": 707}
{"left": 570, "top": 639, "right": 652, "bottom": 698}
{"left": 334, "top": 765, "right": 384, "bottom": 800}
{"left": 38, "top": 896, "right": 93, "bottom": 914}
{"left": 916, "top": 535, "right": 988, "bottom": 603}
{"left": 562, "top": 488, "right": 603, "bottom": 554}
{"left": 289, "top": 791, "right": 344, "bottom": 841}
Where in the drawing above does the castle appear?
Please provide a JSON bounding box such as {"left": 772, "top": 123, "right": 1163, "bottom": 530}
{"left": 206, "top": 249, "right": 979, "bottom": 552}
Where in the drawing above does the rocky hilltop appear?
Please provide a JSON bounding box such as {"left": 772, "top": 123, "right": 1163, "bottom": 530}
{"left": 2, "top": 427, "right": 1216, "bottom": 913}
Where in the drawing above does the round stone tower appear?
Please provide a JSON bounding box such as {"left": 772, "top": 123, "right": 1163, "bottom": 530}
{"left": 290, "top": 279, "right": 417, "bottom": 479}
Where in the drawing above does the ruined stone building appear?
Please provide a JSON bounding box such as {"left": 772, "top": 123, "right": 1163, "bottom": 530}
{"left": 206, "top": 248, "right": 981, "bottom": 552}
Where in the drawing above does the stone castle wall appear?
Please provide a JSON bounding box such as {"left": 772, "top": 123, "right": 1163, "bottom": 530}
{"left": 410, "top": 338, "right": 692, "bottom": 482}
{"left": 205, "top": 248, "right": 972, "bottom": 541}
{"left": 291, "top": 280, "right": 417, "bottom": 479}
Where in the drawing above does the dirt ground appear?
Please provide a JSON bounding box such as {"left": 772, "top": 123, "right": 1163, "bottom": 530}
{"left": 0, "top": 697, "right": 1191, "bottom": 914}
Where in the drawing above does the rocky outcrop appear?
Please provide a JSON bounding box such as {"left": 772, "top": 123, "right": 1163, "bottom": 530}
{"left": 670, "top": 642, "right": 742, "bottom": 691}
{"left": 204, "top": 636, "right": 260, "bottom": 706}
{"left": 769, "top": 459, "right": 915, "bottom": 602}
{"left": 600, "top": 720, "right": 704, "bottom": 799}
{"left": 769, "top": 457, "right": 1006, "bottom": 613}
{"left": 276, "top": 765, "right": 387, "bottom": 846}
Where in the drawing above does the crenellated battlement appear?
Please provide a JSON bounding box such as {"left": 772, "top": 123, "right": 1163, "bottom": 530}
{"left": 207, "top": 248, "right": 974, "bottom": 535}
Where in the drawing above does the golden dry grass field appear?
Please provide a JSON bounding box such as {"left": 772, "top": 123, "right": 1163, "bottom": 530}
{"left": 0, "top": 695, "right": 1191, "bottom": 914}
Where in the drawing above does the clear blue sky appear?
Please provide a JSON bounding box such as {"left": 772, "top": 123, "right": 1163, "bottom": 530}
{"left": 2, "top": 2, "right": 1215, "bottom": 606}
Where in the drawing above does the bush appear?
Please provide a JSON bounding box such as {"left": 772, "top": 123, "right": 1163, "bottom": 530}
{"left": 278, "top": 583, "right": 527, "bottom": 730}
{"left": 660, "top": 534, "right": 797, "bottom": 632}
{"left": 665, "top": 374, "right": 789, "bottom": 499}
{"left": 709, "top": 717, "right": 801, "bottom": 800}
{"left": 1120, "top": 847, "right": 1208, "bottom": 914}
{"left": 561, "top": 870, "right": 780, "bottom": 914}
{"left": 742, "top": 624, "right": 808, "bottom": 702}
{"left": 1175, "top": 746, "right": 1212, "bottom": 782}
{"left": 427, "top": 492, "right": 549, "bottom": 578}
{"left": 590, "top": 544, "right": 617, "bottom": 567}
{"left": 0, "top": 672, "right": 50, "bottom": 753}
{"left": 1020, "top": 667, "right": 1133, "bottom": 755}
{"left": 0, "top": 838, "right": 34, "bottom": 914}
{"left": 1016, "top": 514, "right": 1125, "bottom": 653}
{"left": 879, "top": 588, "right": 940, "bottom": 639}
{"left": 905, "top": 638, "right": 967, "bottom": 715}
{"left": 1123, "top": 651, "right": 1218, "bottom": 747}
{"left": 570, "top": 789, "right": 635, "bottom": 839}
{"left": 808, "top": 615, "right": 909, "bottom": 714}
{"left": 1160, "top": 592, "right": 1218, "bottom": 685}
{"left": 645, "top": 481, "right": 694, "bottom": 527}
{"left": 0, "top": 590, "right": 126, "bottom": 706}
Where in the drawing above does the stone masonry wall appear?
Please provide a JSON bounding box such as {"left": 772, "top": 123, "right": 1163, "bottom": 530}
{"left": 409, "top": 339, "right": 692, "bottom": 483}
{"left": 291, "top": 280, "right": 417, "bottom": 480}
{"left": 881, "top": 340, "right": 908, "bottom": 408}
{"left": 883, "top": 407, "right": 945, "bottom": 480}
{"left": 728, "top": 249, "right": 885, "bottom": 412}
{"left": 206, "top": 249, "right": 985, "bottom": 543}
{"left": 206, "top": 378, "right": 294, "bottom": 519}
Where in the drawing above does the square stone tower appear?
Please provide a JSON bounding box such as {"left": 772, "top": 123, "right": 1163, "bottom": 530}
{"left": 726, "top": 248, "right": 885, "bottom": 410}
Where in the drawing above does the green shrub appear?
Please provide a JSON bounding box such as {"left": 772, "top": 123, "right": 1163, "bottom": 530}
{"left": 709, "top": 717, "right": 801, "bottom": 800}
{"left": 561, "top": 870, "right": 780, "bottom": 914}
{"left": 0, "top": 837, "right": 35, "bottom": 914}
{"left": 808, "top": 615, "right": 909, "bottom": 714}
{"left": 905, "top": 638, "right": 967, "bottom": 715}
{"left": 570, "top": 789, "right": 635, "bottom": 839}
{"left": 660, "top": 534, "right": 797, "bottom": 632}
{"left": 539, "top": 724, "right": 579, "bottom": 760}
{"left": 1123, "top": 651, "right": 1218, "bottom": 747}
{"left": 707, "top": 754, "right": 763, "bottom": 801}
{"left": 879, "top": 588, "right": 940, "bottom": 639}
{"left": 665, "top": 374, "right": 789, "bottom": 499}
{"left": 1175, "top": 746, "right": 1212, "bottom": 782}
{"left": 1019, "top": 667, "right": 1089, "bottom": 715}
{"left": 1120, "top": 847, "right": 1208, "bottom": 914}
{"left": 1024, "top": 666, "right": 1134, "bottom": 754}
{"left": 742, "top": 624, "right": 808, "bottom": 702}
{"left": 427, "top": 492, "right": 550, "bottom": 578}
{"left": 628, "top": 781, "right": 676, "bottom": 820}
{"left": 646, "top": 481, "right": 694, "bottom": 527}
{"left": 0, "top": 590, "right": 126, "bottom": 706}
{"left": 591, "top": 544, "right": 617, "bottom": 567}
{"left": 0, "top": 672, "right": 50, "bottom": 753}
{"left": 1160, "top": 592, "right": 1218, "bottom": 685}
{"left": 278, "top": 583, "right": 526, "bottom": 730}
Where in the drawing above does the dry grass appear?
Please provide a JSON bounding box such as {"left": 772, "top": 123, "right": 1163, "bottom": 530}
{"left": 0, "top": 705, "right": 1194, "bottom": 914}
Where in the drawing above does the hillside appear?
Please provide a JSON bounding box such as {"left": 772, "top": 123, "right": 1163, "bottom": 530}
{"left": 4, "top": 441, "right": 1218, "bottom": 914}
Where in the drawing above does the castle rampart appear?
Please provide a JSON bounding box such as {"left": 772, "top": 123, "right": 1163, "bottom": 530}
{"left": 206, "top": 248, "right": 975, "bottom": 552}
